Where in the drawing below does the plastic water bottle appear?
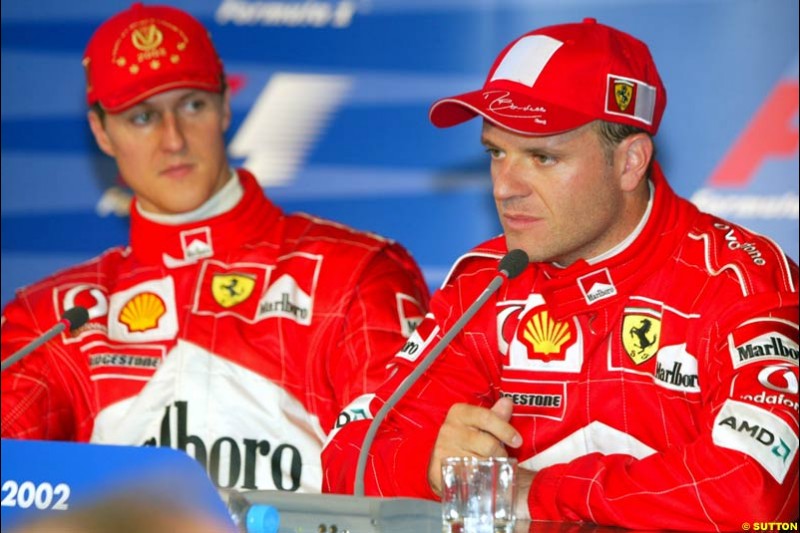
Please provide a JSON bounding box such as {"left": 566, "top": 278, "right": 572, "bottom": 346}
{"left": 225, "top": 489, "right": 281, "bottom": 533}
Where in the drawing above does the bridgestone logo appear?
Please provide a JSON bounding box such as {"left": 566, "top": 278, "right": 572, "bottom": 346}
{"left": 502, "top": 392, "right": 562, "bottom": 407}
{"left": 90, "top": 354, "right": 160, "bottom": 369}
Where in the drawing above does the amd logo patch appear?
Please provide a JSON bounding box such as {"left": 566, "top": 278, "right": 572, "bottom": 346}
{"left": 712, "top": 400, "right": 798, "bottom": 483}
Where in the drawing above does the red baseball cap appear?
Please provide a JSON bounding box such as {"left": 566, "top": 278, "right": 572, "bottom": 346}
{"left": 83, "top": 2, "right": 224, "bottom": 113}
{"left": 429, "top": 18, "right": 666, "bottom": 136}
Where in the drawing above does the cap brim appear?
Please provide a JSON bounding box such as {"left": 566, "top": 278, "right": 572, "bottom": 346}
{"left": 429, "top": 88, "right": 595, "bottom": 136}
{"left": 98, "top": 78, "right": 222, "bottom": 113}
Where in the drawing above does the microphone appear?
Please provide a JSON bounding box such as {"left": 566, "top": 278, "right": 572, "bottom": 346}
{"left": 1, "top": 307, "right": 90, "bottom": 372}
{"left": 229, "top": 249, "right": 529, "bottom": 532}
{"left": 354, "top": 248, "right": 528, "bottom": 495}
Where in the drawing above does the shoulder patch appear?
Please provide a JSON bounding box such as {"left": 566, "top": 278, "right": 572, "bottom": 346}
{"left": 688, "top": 218, "right": 797, "bottom": 296}
{"left": 713, "top": 399, "right": 798, "bottom": 483}
{"left": 728, "top": 317, "right": 799, "bottom": 369}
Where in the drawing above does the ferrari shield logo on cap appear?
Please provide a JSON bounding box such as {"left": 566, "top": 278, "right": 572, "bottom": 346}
{"left": 613, "top": 79, "right": 634, "bottom": 112}
{"left": 605, "top": 74, "right": 658, "bottom": 125}
{"left": 623, "top": 314, "right": 661, "bottom": 365}
{"left": 212, "top": 273, "right": 256, "bottom": 308}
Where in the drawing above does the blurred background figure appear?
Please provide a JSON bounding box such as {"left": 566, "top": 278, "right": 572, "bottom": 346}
{"left": 1, "top": 2, "right": 429, "bottom": 494}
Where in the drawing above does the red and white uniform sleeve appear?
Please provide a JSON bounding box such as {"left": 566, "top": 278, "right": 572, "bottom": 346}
{"left": 322, "top": 267, "right": 499, "bottom": 498}
{"left": 318, "top": 245, "right": 430, "bottom": 432}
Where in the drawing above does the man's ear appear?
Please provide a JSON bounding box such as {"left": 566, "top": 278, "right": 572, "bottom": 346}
{"left": 616, "top": 133, "right": 653, "bottom": 192}
{"left": 87, "top": 110, "right": 115, "bottom": 157}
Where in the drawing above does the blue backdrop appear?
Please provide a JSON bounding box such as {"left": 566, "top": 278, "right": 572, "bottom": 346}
{"left": 2, "top": 0, "right": 798, "bottom": 308}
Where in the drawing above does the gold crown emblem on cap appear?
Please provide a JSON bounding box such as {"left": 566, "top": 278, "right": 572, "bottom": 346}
{"left": 132, "top": 24, "right": 163, "bottom": 51}
{"left": 113, "top": 18, "right": 188, "bottom": 75}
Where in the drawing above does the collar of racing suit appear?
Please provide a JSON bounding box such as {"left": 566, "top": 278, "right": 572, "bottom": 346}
{"left": 512, "top": 162, "right": 701, "bottom": 320}
{"left": 134, "top": 169, "right": 243, "bottom": 225}
{"left": 128, "top": 169, "right": 283, "bottom": 267}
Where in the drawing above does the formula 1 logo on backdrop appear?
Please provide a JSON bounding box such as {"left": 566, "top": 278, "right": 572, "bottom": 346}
{"left": 228, "top": 73, "right": 352, "bottom": 187}
{"left": 215, "top": 0, "right": 359, "bottom": 28}
{"left": 691, "top": 73, "right": 799, "bottom": 225}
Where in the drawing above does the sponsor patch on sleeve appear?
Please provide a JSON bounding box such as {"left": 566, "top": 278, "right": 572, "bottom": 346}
{"left": 731, "top": 363, "right": 799, "bottom": 413}
{"left": 396, "top": 293, "right": 425, "bottom": 338}
{"left": 712, "top": 399, "right": 798, "bottom": 483}
{"left": 324, "top": 393, "right": 376, "bottom": 448}
{"left": 728, "top": 318, "right": 799, "bottom": 369}
{"left": 55, "top": 283, "right": 110, "bottom": 342}
{"left": 395, "top": 313, "right": 439, "bottom": 363}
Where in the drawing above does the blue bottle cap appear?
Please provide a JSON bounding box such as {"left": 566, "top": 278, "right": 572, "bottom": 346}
{"left": 245, "top": 504, "right": 280, "bottom": 533}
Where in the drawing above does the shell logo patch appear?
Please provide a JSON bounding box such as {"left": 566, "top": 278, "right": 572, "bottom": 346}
{"left": 623, "top": 314, "right": 661, "bottom": 365}
{"left": 119, "top": 292, "right": 166, "bottom": 332}
{"left": 108, "top": 277, "right": 178, "bottom": 342}
{"left": 212, "top": 273, "right": 256, "bottom": 308}
{"left": 517, "top": 309, "right": 574, "bottom": 362}
{"left": 500, "top": 295, "right": 583, "bottom": 373}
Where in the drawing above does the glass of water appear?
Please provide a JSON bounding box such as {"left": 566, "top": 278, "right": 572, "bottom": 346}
{"left": 441, "top": 456, "right": 518, "bottom": 533}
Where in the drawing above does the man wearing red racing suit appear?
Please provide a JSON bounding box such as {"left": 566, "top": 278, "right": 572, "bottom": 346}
{"left": 1, "top": 4, "right": 430, "bottom": 494}
{"left": 2, "top": 169, "right": 429, "bottom": 493}
{"left": 322, "top": 19, "right": 799, "bottom": 530}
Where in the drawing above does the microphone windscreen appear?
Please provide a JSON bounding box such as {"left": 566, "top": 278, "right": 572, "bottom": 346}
{"left": 62, "top": 306, "right": 90, "bottom": 331}
{"left": 498, "top": 249, "right": 529, "bottom": 279}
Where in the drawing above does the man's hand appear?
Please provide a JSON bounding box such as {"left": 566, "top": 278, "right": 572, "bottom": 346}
{"left": 427, "top": 397, "right": 522, "bottom": 495}
{"left": 514, "top": 467, "right": 535, "bottom": 521}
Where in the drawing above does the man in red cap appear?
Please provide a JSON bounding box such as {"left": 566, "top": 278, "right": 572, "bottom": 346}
{"left": 0, "top": 3, "right": 429, "bottom": 494}
{"left": 322, "top": 18, "right": 799, "bottom": 529}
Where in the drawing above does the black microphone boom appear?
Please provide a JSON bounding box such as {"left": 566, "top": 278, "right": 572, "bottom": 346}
{"left": 497, "top": 248, "right": 529, "bottom": 279}
{"left": 1, "top": 306, "right": 90, "bottom": 372}
{"left": 353, "top": 248, "right": 528, "bottom": 496}
{"left": 229, "top": 250, "right": 529, "bottom": 532}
